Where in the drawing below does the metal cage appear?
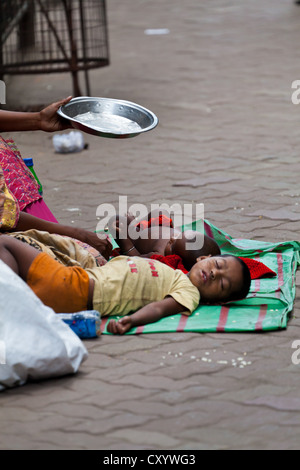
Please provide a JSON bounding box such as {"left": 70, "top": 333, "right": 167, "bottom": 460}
{"left": 0, "top": 0, "right": 109, "bottom": 96}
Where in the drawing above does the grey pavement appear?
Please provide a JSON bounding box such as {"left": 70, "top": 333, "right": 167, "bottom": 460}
{"left": 1, "top": 0, "right": 300, "bottom": 450}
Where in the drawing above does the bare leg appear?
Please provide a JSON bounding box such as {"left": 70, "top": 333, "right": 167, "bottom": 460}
{"left": 0, "top": 235, "right": 41, "bottom": 281}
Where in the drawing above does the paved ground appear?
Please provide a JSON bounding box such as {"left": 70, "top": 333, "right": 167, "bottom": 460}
{"left": 1, "top": 0, "right": 300, "bottom": 450}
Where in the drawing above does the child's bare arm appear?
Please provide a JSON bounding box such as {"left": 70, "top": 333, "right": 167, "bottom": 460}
{"left": 112, "top": 216, "right": 160, "bottom": 257}
{"left": 117, "top": 241, "right": 159, "bottom": 258}
{"left": 110, "top": 217, "right": 140, "bottom": 255}
{"left": 106, "top": 296, "right": 185, "bottom": 335}
{"left": 117, "top": 241, "right": 160, "bottom": 258}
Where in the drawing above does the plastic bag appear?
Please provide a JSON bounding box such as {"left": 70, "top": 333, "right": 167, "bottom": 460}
{"left": 53, "top": 131, "right": 85, "bottom": 153}
{"left": 0, "top": 261, "right": 88, "bottom": 391}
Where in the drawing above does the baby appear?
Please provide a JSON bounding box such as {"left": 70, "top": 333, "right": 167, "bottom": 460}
{"left": 108, "top": 210, "right": 221, "bottom": 271}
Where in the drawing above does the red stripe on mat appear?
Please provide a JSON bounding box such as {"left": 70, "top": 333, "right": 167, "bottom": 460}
{"left": 277, "top": 253, "right": 284, "bottom": 286}
{"left": 136, "top": 325, "right": 145, "bottom": 334}
{"left": 177, "top": 314, "right": 189, "bottom": 332}
{"left": 217, "top": 306, "right": 230, "bottom": 332}
{"left": 276, "top": 253, "right": 284, "bottom": 298}
{"left": 101, "top": 317, "right": 109, "bottom": 332}
{"left": 255, "top": 304, "right": 268, "bottom": 331}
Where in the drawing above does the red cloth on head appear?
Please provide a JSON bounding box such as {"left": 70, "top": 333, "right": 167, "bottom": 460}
{"left": 239, "top": 257, "right": 276, "bottom": 280}
{"left": 136, "top": 215, "right": 173, "bottom": 231}
{"left": 149, "top": 254, "right": 277, "bottom": 279}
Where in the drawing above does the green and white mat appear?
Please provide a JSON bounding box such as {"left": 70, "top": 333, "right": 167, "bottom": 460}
{"left": 101, "top": 220, "right": 300, "bottom": 334}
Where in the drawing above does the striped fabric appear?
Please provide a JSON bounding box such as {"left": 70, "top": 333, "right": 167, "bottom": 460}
{"left": 0, "top": 137, "right": 41, "bottom": 211}
{"left": 101, "top": 219, "right": 300, "bottom": 334}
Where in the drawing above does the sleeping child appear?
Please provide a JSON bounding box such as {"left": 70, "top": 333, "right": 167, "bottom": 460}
{"left": 0, "top": 234, "right": 251, "bottom": 335}
{"left": 108, "top": 210, "right": 221, "bottom": 272}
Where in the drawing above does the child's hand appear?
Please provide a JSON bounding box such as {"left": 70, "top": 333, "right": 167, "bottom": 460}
{"left": 126, "top": 212, "right": 136, "bottom": 225}
{"left": 107, "top": 316, "right": 133, "bottom": 335}
{"left": 107, "top": 215, "right": 128, "bottom": 240}
{"left": 83, "top": 231, "right": 113, "bottom": 260}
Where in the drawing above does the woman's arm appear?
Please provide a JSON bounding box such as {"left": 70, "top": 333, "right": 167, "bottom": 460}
{"left": 0, "top": 97, "right": 72, "bottom": 133}
{"left": 10, "top": 212, "right": 112, "bottom": 260}
{"left": 106, "top": 296, "right": 185, "bottom": 335}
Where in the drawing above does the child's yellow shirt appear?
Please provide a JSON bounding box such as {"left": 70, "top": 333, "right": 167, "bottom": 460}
{"left": 86, "top": 256, "right": 200, "bottom": 317}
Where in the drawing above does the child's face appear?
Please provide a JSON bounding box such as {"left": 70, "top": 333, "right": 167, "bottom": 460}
{"left": 188, "top": 255, "right": 244, "bottom": 303}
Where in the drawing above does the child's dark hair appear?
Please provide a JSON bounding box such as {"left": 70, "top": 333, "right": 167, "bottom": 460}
{"left": 180, "top": 234, "right": 221, "bottom": 271}
{"left": 221, "top": 255, "right": 251, "bottom": 302}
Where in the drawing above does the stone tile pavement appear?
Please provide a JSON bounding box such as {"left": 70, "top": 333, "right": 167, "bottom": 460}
{"left": 0, "top": 0, "right": 300, "bottom": 450}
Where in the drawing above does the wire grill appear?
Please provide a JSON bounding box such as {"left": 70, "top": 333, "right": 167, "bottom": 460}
{"left": 0, "top": 0, "right": 109, "bottom": 95}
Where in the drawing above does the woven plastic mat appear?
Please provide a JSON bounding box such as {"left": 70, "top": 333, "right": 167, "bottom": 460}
{"left": 101, "top": 219, "right": 300, "bottom": 334}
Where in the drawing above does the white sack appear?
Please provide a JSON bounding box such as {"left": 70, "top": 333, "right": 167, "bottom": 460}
{"left": 0, "top": 260, "right": 88, "bottom": 391}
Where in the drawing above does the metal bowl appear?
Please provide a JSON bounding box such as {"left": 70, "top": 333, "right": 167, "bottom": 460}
{"left": 57, "top": 96, "right": 159, "bottom": 139}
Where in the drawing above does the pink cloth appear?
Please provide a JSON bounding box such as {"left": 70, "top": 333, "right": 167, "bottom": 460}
{"left": 23, "top": 198, "right": 58, "bottom": 223}
{"left": 0, "top": 137, "right": 41, "bottom": 211}
{"left": 0, "top": 137, "right": 105, "bottom": 261}
{"left": 0, "top": 137, "right": 58, "bottom": 224}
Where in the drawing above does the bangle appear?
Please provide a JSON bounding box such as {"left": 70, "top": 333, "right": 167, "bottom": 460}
{"left": 122, "top": 245, "right": 135, "bottom": 255}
